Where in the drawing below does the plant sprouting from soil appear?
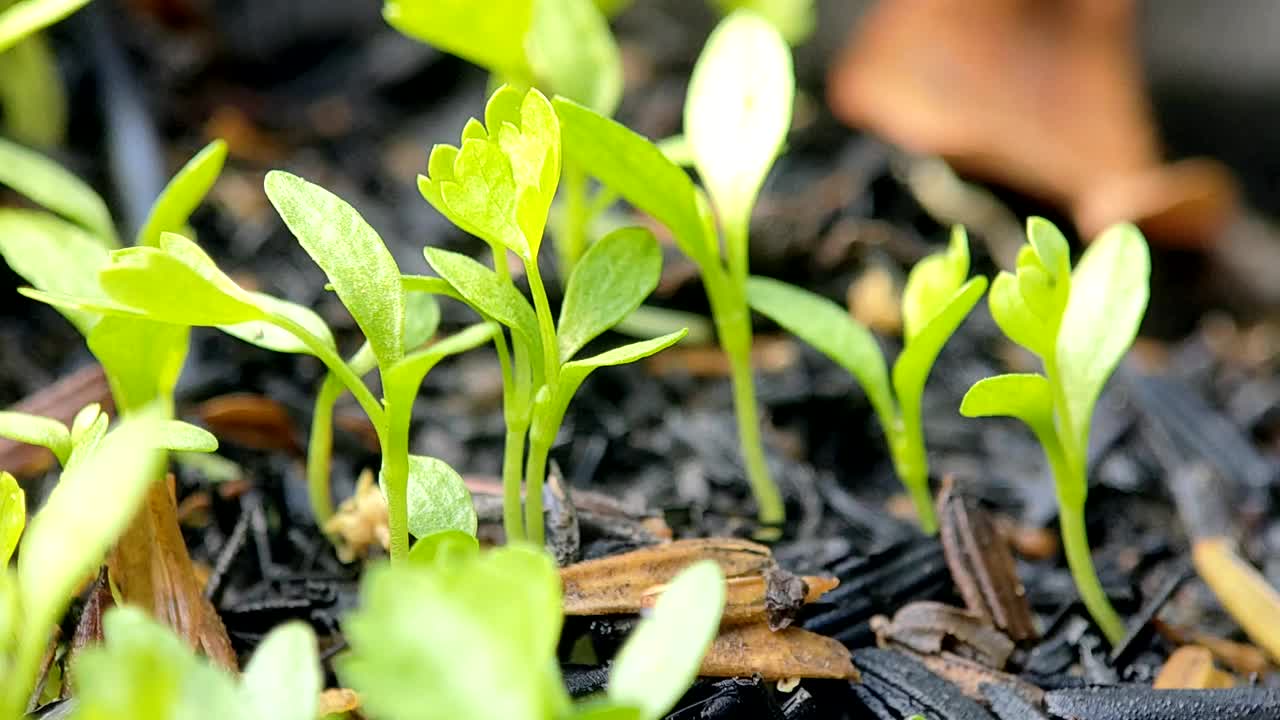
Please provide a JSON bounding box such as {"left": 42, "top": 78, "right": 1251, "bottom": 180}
{"left": 552, "top": 10, "right": 794, "bottom": 526}
{"left": 415, "top": 84, "right": 685, "bottom": 546}
{"left": 340, "top": 537, "right": 726, "bottom": 720}
{"left": 746, "top": 227, "right": 988, "bottom": 533}
{"left": 960, "top": 217, "right": 1150, "bottom": 646}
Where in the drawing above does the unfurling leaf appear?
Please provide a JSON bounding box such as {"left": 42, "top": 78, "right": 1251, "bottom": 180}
{"left": 0, "top": 472, "right": 23, "bottom": 567}
{"left": 558, "top": 227, "right": 662, "bottom": 362}
{"left": 988, "top": 270, "right": 1050, "bottom": 358}
{"left": 265, "top": 171, "right": 405, "bottom": 368}
{"left": 0, "top": 136, "right": 115, "bottom": 244}
{"left": 397, "top": 455, "right": 477, "bottom": 540}
{"left": 136, "top": 140, "right": 228, "bottom": 248}
{"left": 0, "top": 411, "right": 70, "bottom": 465}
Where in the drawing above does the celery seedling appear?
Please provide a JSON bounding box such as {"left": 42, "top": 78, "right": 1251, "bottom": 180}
{"left": 553, "top": 10, "right": 794, "bottom": 525}
{"left": 746, "top": 227, "right": 988, "bottom": 533}
{"left": 960, "top": 218, "right": 1150, "bottom": 645}
{"left": 416, "top": 85, "right": 684, "bottom": 546}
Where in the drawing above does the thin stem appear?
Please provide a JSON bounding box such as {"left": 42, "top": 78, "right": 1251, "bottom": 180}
{"left": 525, "top": 399, "right": 556, "bottom": 547}
{"left": 306, "top": 375, "right": 344, "bottom": 525}
{"left": 724, "top": 213, "right": 750, "bottom": 288}
{"left": 492, "top": 331, "right": 527, "bottom": 543}
{"left": 1059, "top": 501, "right": 1126, "bottom": 645}
{"left": 524, "top": 258, "right": 561, "bottom": 389}
{"left": 890, "top": 415, "right": 937, "bottom": 534}
{"left": 269, "top": 313, "right": 385, "bottom": 433}
{"left": 382, "top": 394, "right": 412, "bottom": 563}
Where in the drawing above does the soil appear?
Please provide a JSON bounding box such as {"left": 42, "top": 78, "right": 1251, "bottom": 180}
{"left": 6, "top": 1, "right": 1280, "bottom": 719}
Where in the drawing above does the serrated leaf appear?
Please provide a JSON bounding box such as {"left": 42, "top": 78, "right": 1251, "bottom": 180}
{"left": 901, "top": 226, "right": 969, "bottom": 342}
{"left": 155, "top": 421, "right": 218, "bottom": 453}
{"left": 98, "top": 244, "right": 265, "bottom": 327}
{"left": 392, "top": 455, "right": 477, "bottom": 540}
{"left": 746, "top": 276, "right": 894, "bottom": 423}
{"left": 0, "top": 209, "right": 110, "bottom": 334}
{"left": 19, "top": 411, "right": 165, "bottom": 633}
{"left": 382, "top": 0, "right": 533, "bottom": 80}
{"left": 558, "top": 227, "right": 661, "bottom": 362}
{"left": 685, "top": 9, "right": 793, "bottom": 233}
{"left": 220, "top": 292, "right": 336, "bottom": 355}
{"left": 408, "top": 529, "right": 479, "bottom": 568}
{"left": 528, "top": 0, "right": 622, "bottom": 116}
{"left": 241, "top": 622, "right": 321, "bottom": 720}
{"left": 0, "top": 472, "right": 23, "bottom": 567}
{"left": 554, "top": 97, "right": 715, "bottom": 266}
{"left": 988, "top": 270, "right": 1050, "bottom": 358}
{"left": 1055, "top": 223, "right": 1150, "bottom": 451}
{"left": 609, "top": 561, "right": 726, "bottom": 720}
{"left": 0, "top": 135, "right": 115, "bottom": 243}
{"left": 136, "top": 140, "right": 227, "bottom": 248}
{"left": 0, "top": 410, "right": 70, "bottom": 465}
{"left": 891, "top": 277, "right": 987, "bottom": 419}
{"left": 265, "top": 171, "right": 405, "bottom": 368}
{"left": 88, "top": 317, "right": 189, "bottom": 411}
{"left": 339, "top": 545, "right": 566, "bottom": 720}
{"left": 423, "top": 247, "right": 540, "bottom": 355}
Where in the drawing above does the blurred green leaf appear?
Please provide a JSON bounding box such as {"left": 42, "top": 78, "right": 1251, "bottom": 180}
{"left": 220, "top": 292, "right": 336, "bottom": 356}
{"left": 0, "top": 410, "right": 70, "bottom": 465}
{"left": 0, "top": 136, "right": 115, "bottom": 244}
{"left": 901, "top": 227, "right": 969, "bottom": 342}
{"left": 240, "top": 622, "right": 321, "bottom": 720}
{"left": 891, "top": 277, "right": 987, "bottom": 421}
{"left": 558, "top": 227, "right": 661, "bottom": 362}
{"left": 407, "top": 529, "right": 479, "bottom": 568}
{"left": 0, "top": 0, "right": 92, "bottom": 53}
{"left": 136, "top": 140, "right": 228, "bottom": 248}
{"left": 0, "top": 209, "right": 110, "bottom": 334}
{"left": 88, "top": 317, "right": 189, "bottom": 411}
{"left": 709, "top": 0, "right": 814, "bottom": 45}
{"left": 988, "top": 270, "right": 1050, "bottom": 358}
{"left": 0, "top": 33, "right": 67, "bottom": 147}
{"left": 154, "top": 420, "right": 217, "bottom": 454}
{"left": 99, "top": 237, "right": 265, "bottom": 326}
{"left": 0, "top": 472, "right": 23, "bottom": 567}
{"left": 529, "top": 0, "right": 622, "bottom": 115}
{"left": 383, "top": 0, "right": 533, "bottom": 80}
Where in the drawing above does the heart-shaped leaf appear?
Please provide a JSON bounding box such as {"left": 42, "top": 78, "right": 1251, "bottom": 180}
{"left": 136, "top": 140, "right": 227, "bottom": 248}
{"left": 0, "top": 410, "right": 70, "bottom": 465}
{"left": 393, "top": 455, "right": 477, "bottom": 540}
{"left": 558, "top": 227, "right": 662, "bottom": 362}
{"left": 382, "top": 0, "right": 533, "bottom": 80}
{"left": 0, "top": 472, "right": 24, "bottom": 567}
{"left": 265, "top": 171, "right": 405, "bottom": 368}
{"left": 0, "top": 136, "right": 115, "bottom": 244}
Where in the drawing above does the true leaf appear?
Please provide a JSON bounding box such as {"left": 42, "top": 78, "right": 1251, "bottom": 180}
{"left": 528, "top": 0, "right": 622, "bottom": 116}
{"left": 220, "top": 292, "right": 336, "bottom": 355}
{"left": 0, "top": 410, "right": 70, "bottom": 464}
{"left": 1055, "top": 223, "right": 1150, "bottom": 448}
{"left": 154, "top": 421, "right": 218, "bottom": 454}
{"left": 891, "top": 277, "right": 988, "bottom": 418}
{"left": 0, "top": 209, "right": 110, "bottom": 333}
{"left": 988, "top": 270, "right": 1050, "bottom": 358}
{"left": 396, "top": 455, "right": 477, "bottom": 540}
{"left": 609, "top": 561, "right": 726, "bottom": 720}
{"left": 553, "top": 97, "right": 714, "bottom": 265}
{"left": 99, "top": 236, "right": 265, "bottom": 326}
{"left": 436, "top": 136, "right": 525, "bottom": 254}
{"left": 0, "top": 472, "right": 23, "bottom": 567}
{"left": 558, "top": 227, "right": 662, "bottom": 362}
{"left": 385, "top": 322, "right": 498, "bottom": 400}
{"left": 136, "top": 140, "right": 228, "bottom": 248}
{"left": 88, "top": 317, "right": 189, "bottom": 412}
{"left": 0, "top": 135, "right": 115, "bottom": 243}
{"left": 745, "top": 275, "right": 894, "bottom": 423}
{"left": 423, "top": 247, "right": 541, "bottom": 354}
{"left": 408, "top": 529, "right": 479, "bottom": 568}
{"left": 382, "top": 0, "right": 533, "bottom": 80}
{"left": 555, "top": 330, "right": 686, "bottom": 415}
{"left": 1026, "top": 216, "right": 1071, "bottom": 283}
{"left": 901, "top": 227, "right": 969, "bottom": 342}
{"left": 241, "top": 622, "right": 321, "bottom": 720}
{"left": 684, "top": 9, "right": 793, "bottom": 233}
{"left": 265, "top": 171, "right": 405, "bottom": 368}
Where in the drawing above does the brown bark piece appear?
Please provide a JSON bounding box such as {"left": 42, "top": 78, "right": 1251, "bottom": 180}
{"left": 1154, "top": 646, "right": 1234, "bottom": 690}
{"left": 0, "top": 364, "right": 113, "bottom": 477}
{"left": 107, "top": 476, "right": 238, "bottom": 670}
{"left": 641, "top": 571, "right": 839, "bottom": 630}
{"left": 699, "top": 623, "right": 859, "bottom": 681}
{"left": 872, "top": 601, "right": 1015, "bottom": 669}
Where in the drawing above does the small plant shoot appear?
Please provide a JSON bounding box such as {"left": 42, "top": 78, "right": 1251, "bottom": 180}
{"left": 960, "top": 217, "right": 1150, "bottom": 646}
{"left": 747, "top": 227, "right": 988, "bottom": 533}
{"left": 553, "top": 10, "right": 794, "bottom": 525}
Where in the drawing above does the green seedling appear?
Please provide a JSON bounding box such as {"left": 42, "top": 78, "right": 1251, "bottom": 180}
{"left": 746, "top": 227, "right": 988, "bottom": 533}
{"left": 0, "top": 405, "right": 214, "bottom": 717}
{"left": 69, "top": 606, "right": 320, "bottom": 720}
{"left": 0, "top": 0, "right": 69, "bottom": 148}
{"left": 960, "top": 218, "right": 1150, "bottom": 645}
{"left": 340, "top": 539, "right": 726, "bottom": 720}
{"left": 0, "top": 0, "right": 90, "bottom": 53}
{"left": 416, "top": 84, "right": 684, "bottom": 546}
{"left": 553, "top": 10, "right": 793, "bottom": 525}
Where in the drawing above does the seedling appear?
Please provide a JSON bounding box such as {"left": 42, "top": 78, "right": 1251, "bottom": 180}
{"left": 0, "top": 405, "right": 215, "bottom": 716}
{"left": 746, "top": 227, "right": 988, "bottom": 533}
{"left": 0, "top": 0, "right": 71, "bottom": 148}
{"left": 960, "top": 218, "right": 1150, "bottom": 645}
{"left": 340, "top": 538, "right": 726, "bottom": 720}
{"left": 415, "top": 84, "right": 685, "bottom": 546}
{"left": 0, "top": 0, "right": 91, "bottom": 53}
{"left": 553, "top": 10, "right": 793, "bottom": 525}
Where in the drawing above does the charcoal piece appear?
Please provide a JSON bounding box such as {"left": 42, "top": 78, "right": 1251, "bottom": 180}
{"left": 1109, "top": 563, "right": 1193, "bottom": 670}
{"left": 982, "top": 683, "right": 1051, "bottom": 720}
{"left": 779, "top": 686, "right": 823, "bottom": 720}
{"left": 666, "top": 677, "right": 785, "bottom": 720}
{"left": 562, "top": 665, "right": 610, "bottom": 698}
{"left": 1044, "top": 686, "right": 1280, "bottom": 720}
{"left": 853, "top": 648, "right": 996, "bottom": 720}
{"left": 851, "top": 683, "right": 900, "bottom": 720}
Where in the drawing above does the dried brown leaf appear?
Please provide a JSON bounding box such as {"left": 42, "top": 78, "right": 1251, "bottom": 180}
{"left": 1192, "top": 536, "right": 1280, "bottom": 664}
{"left": 1154, "top": 646, "right": 1234, "bottom": 690}
{"left": 699, "top": 622, "right": 859, "bottom": 680}
{"left": 196, "top": 393, "right": 301, "bottom": 455}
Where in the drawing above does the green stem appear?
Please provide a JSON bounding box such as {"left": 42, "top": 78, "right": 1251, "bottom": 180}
{"left": 555, "top": 162, "right": 591, "bottom": 278}
{"left": 891, "top": 408, "right": 937, "bottom": 534}
{"left": 524, "top": 258, "right": 560, "bottom": 389}
{"left": 1059, "top": 500, "right": 1126, "bottom": 645}
{"left": 382, "top": 394, "right": 411, "bottom": 563}
{"left": 492, "top": 331, "right": 527, "bottom": 543}
{"left": 524, "top": 395, "right": 556, "bottom": 547}
{"left": 269, "top": 313, "right": 385, "bottom": 433}
{"left": 306, "top": 375, "right": 343, "bottom": 525}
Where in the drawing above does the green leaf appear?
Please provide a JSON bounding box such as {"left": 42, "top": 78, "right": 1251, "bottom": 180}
{"left": 70, "top": 606, "right": 244, "bottom": 720}
{"left": 0, "top": 33, "right": 67, "bottom": 148}
{"left": 528, "top": 0, "right": 622, "bottom": 116}
{"left": 70, "top": 403, "right": 103, "bottom": 445}
{"left": 556, "top": 330, "right": 686, "bottom": 413}
{"left": 392, "top": 455, "right": 477, "bottom": 540}
{"left": 339, "top": 545, "right": 566, "bottom": 720}
{"left": 154, "top": 421, "right": 218, "bottom": 454}
{"left": 385, "top": 322, "right": 498, "bottom": 400}
{"left": 0, "top": 135, "right": 115, "bottom": 244}
{"left": 1026, "top": 216, "right": 1071, "bottom": 283}
{"left": 0, "top": 0, "right": 92, "bottom": 53}
{"left": 1055, "top": 223, "right": 1150, "bottom": 450}
{"left": 558, "top": 227, "right": 662, "bottom": 362}
{"left": 901, "top": 226, "right": 969, "bottom": 342}
{"left": 88, "top": 317, "right": 189, "bottom": 412}
{"left": 709, "top": 0, "right": 815, "bottom": 45}
{"left": 383, "top": 0, "right": 533, "bottom": 80}
{"left": 220, "top": 292, "right": 336, "bottom": 355}
{"left": 746, "top": 275, "right": 894, "bottom": 424}
{"left": 609, "top": 560, "right": 726, "bottom": 720}
{"left": 18, "top": 411, "right": 166, "bottom": 634}
{"left": 685, "top": 9, "right": 793, "bottom": 233}
{"left": 423, "top": 247, "right": 541, "bottom": 354}
{"left": 403, "top": 289, "right": 442, "bottom": 352}
{"left": 136, "top": 140, "right": 227, "bottom": 247}
{"left": 988, "top": 270, "right": 1051, "bottom": 358}
{"left": 572, "top": 703, "right": 644, "bottom": 720}
{"left": 99, "top": 236, "right": 266, "bottom": 326}
{"left": 65, "top": 407, "right": 108, "bottom": 472}
{"left": 0, "top": 209, "right": 110, "bottom": 334}
{"left": 241, "top": 622, "right": 321, "bottom": 720}
{"left": 265, "top": 171, "right": 405, "bottom": 368}
{"left": 553, "top": 97, "right": 714, "bottom": 265}
{"left": 891, "top": 277, "right": 987, "bottom": 419}
{"left": 408, "top": 529, "right": 479, "bottom": 568}
{"left": 0, "top": 472, "right": 23, "bottom": 567}
{"left": 960, "top": 373, "right": 1054, "bottom": 427}
{"left": 0, "top": 410, "right": 70, "bottom": 465}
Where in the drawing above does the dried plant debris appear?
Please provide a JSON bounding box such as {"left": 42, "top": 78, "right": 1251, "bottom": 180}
{"left": 1154, "top": 646, "right": 1234, "bottom": 689}
{"left": 1044, "top": 686, "right": 1280, "bottom": 720}
{"left": 982, "top": 682, "right": 1052, "bottom": 720}
{"left": 323, "top": 469, "right": 389, "bottom": 563}
{"left": 699, "top": 623, "right": 859, "bottom": 681}
{"left": 195, "top": 393, "right": 301, "bottom": 455}
{"left": 852, "top": 648, "right": 995, "bottom": 720}
{"left": 1155, "top": 622, "right": 1272, "bottom": 676}
{"left": 644, "top": 567, "right": 838, "bottom": 631}
{"left": 1190, "top": 536, "right": 1280, "bottom": 665}
{"left": 937, "top": 479, "right": 1037, "bottom": 641}
{"left": 911, "top": 651, "right": 1044, "bottom": 708}
{"left": 873, "top": 602, "right": 1015, "bottom": 668}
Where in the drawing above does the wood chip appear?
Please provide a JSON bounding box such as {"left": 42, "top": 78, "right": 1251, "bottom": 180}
{"left": 699, "top": 622, "right": 859, "bottom": 681}
{"left": 561, "top": 538, "right": 773, "bottom": 616}
{"left": 1155, "top": 646, "right": 1234, "bottom": 690}
{"left": 66, "top": 567, "right": 113, "bottom": 691}
{"left": 848, "top": 265, "right": 902, "bottom": 336}
{"left": 1191, "top": 536, "right": 1280, "bottom": 665}
{"left": 642, "top": 569, "right": 839, "bottom": 630}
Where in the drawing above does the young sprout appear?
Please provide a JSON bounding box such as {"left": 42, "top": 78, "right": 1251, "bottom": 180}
{"left": 746, "top": 228, "right": 988, "bottom": 533}
{"left": 552, "top": 10, "right": 794, "bottom": 525}
{"left": 960, "top": 218, "right": 1150, "bottom": 645}
{"left": 416, "top": 85, "right": 685, "bottom": 546}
